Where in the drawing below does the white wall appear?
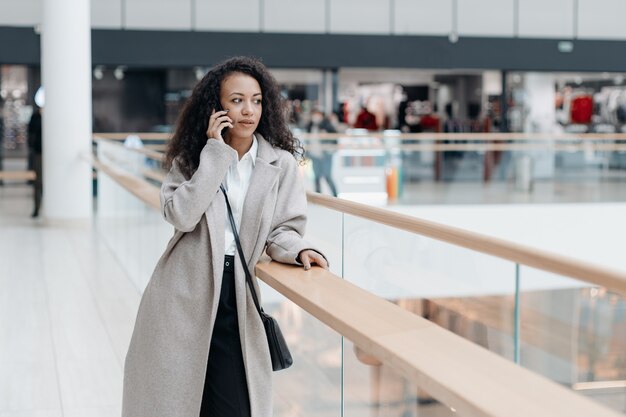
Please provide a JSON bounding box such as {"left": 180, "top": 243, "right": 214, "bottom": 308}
{"left": 482, "top": 71, "right": 502, "bottom": 95}
{"left": 5, "top": 0, "right": 626, "bottom": 41}
{"left": 394, "top": 0, "right": 452, "bottom": 36}
{"left": 263, "top": 0, "right": 325, "bottom": 33}
{"left": 271, "top": 69, "right": 323, "bottom": 84}
{"left": 91, "top": 0, "right": 121, "bottom": 29}
{"left": 0, "top": 0, "right": 41, "bottom": 26}
{"left": 577, "top": 0, "right": 626, "bottom": 40}
{"left": 329, "top": 0, "right": 390, "bottom": 34}
{"left": 196, "top": 0, "right": 260, "bottom": 32}
{"left": 458, "top": 0, "right": 515, "bottom": 37}
{"left": 518, "top": 0, "right": 574, "bottom": 38}
{"left": 339, "top": 68, "right": 436, "bottom": 85}
{"left": 125, "top": 0, "right": 191, "bottom": 31}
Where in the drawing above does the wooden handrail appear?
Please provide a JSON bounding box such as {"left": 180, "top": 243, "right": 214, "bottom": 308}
{"left": 94, "top": 135, "right": 626, "bottom": 161}
{"left": 0, "top": 170, "right": 36, "bottom": 181}
{"left": 94, "top": 132, "right": 626, "bottom": 142}
{"left": 304, "top": 143, "right": 626, "bottom": 151}
{"left": 255, "top": 260, "right": 621, "bottom": 417}
{"left": 90, "top": 138, "right": 626, "bottom": 294}
{"left": 129, "top": 146, "right": 165, "bottom": 161}
{"left": 88, "top": 141, "right": 626, "bottom": 295}
{"left": 307, "top": 193, "right": 626, "bottom": 295}
{"left": 141, "top": 168, "right": 166, "bottom": 183}
{"left": 93, "top": 137, "right": 165, "bottom": 162}
{"left": 93, "top": 133, "right": 172, "bottom": 140}
{"left": 88, "top": 155, "right": 622, "bottom": 417}
{"left": 87, "top": 154, "right": 160, "bottom": 210}
{"left": 308, "top": 132, "right": 626, "bottom": 141}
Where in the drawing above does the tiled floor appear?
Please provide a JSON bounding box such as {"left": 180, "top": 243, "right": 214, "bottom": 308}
{"left": 0, "top": 183, "right": 459, "bottom": 417}
{"left": 0, "top": 185, "right": 140, "bottom": 417}
{"left": 3, "top": 175, "right": 625, "bottom": 416}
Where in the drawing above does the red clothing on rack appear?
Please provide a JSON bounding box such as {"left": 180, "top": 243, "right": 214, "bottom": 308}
{"left": 354, "top": 108, "right": 378, "bottom": 131}
{"left": 571, "top": 95, "right": 593, "bottom": 124}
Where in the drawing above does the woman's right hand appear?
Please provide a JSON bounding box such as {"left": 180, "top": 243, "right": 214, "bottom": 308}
{"left": 206, "top": 109, "right": 233, "bottom": 142}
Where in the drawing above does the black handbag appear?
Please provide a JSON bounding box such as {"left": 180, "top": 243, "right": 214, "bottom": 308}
{"left": 220, "top": 185, "right": 293, "bottom": 372}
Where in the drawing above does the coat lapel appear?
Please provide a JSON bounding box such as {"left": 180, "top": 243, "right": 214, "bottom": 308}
{"left": 234, "top": 134, "right": 280, "bottom": 366}
{"left": 239, "top": 133, "right": 281, "bottom": 261}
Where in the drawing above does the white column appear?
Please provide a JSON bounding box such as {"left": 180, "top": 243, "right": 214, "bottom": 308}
{"left": 523, "top": 73, "right": 556, "bottom": 179}
{"left": 41, "top": 0, "right": 92, "bottom": 220}
{"left": 481, "top": 70, "right": 502, "bottom": 117}
{"left": 322, "top": 70, "right": 334, "bottom": 114}
{"left": 524, "top": 73, "right": 556, "bottom": 133}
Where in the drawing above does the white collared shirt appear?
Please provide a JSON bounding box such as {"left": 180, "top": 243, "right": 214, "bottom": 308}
{"left": 224, "top": 135, "right": 259, "bottom": 256}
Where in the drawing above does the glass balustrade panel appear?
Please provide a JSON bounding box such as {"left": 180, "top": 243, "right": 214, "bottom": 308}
{"left": 266, "top": 203, "right": 344, "bottom": 417}
{"left": 343, "top": 339, "right": 468, "bottom": 417}
{"left": 519, "top": 266, "right": 626, "bottom": 414}
{"left": 342, "top": 213, "right": 518, "bottom": 362}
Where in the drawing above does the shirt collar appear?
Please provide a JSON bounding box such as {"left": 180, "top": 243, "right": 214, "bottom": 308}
{"left": 241, "top": 134, "right": 259, "bottom": 167}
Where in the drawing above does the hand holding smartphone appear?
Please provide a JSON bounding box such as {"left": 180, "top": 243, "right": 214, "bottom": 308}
{"left": 206, "top": 107, "right": 233, "bottom": 142}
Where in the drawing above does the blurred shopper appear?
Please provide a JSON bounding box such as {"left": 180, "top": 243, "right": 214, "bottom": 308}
{"left": 354, "top": 104, "right": 378, "bottom": 131}
{"left": 306, "top": 108, "right": 338, "bottom": 196}
{"left": 27, "top": 106, "right": 43, "bottom": 217}
{"left": 123, "top": 57, "right": 328, "bottom": 417}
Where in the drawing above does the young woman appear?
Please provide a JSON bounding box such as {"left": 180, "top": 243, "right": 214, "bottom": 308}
{"left": 122, "top": 56, "right": 328, "bottom": 417}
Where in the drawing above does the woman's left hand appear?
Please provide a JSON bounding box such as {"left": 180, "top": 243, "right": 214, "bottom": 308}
{"left": 298, "top": 250, "right": 329, "bottom": 271}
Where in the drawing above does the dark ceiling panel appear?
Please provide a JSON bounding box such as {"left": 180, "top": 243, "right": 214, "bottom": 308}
{"left": 2, "top": 26, "right": 626, "bottom": 72}
{"left": 0, "top": 27, "right": 40, "bottom": 65}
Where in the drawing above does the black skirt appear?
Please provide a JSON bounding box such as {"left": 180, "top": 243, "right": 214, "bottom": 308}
{"left": 199, "top": 255, "right": 251, "bottom": 417}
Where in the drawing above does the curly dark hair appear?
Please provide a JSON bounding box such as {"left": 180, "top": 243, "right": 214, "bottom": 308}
{"left": 164, "top": 56, "right": 303, "bottom": 179}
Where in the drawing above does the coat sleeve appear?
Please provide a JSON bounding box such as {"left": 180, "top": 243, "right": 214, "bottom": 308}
{"left": 160, "top": 140, "right": 238, "bottom": 232}
{"left": 265, "top": 155, "right": 327, "bottom": 265}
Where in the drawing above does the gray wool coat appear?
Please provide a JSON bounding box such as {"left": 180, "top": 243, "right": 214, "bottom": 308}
{"left": 122, "top": 133, "right": 321, "bottom": 417}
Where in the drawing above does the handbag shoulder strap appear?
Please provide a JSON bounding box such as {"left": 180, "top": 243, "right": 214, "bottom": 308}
{"left": 220, "top": 185, "right": 264, "bottom": 316}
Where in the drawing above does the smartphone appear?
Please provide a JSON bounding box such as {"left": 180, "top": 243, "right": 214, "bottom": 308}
{"left": 215, "top": 103, "right": 229, "bottom": 138}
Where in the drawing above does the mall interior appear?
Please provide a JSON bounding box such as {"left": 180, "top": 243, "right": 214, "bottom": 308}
{"left": 1, "top": 1, "right": 625, "bottom": 416}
